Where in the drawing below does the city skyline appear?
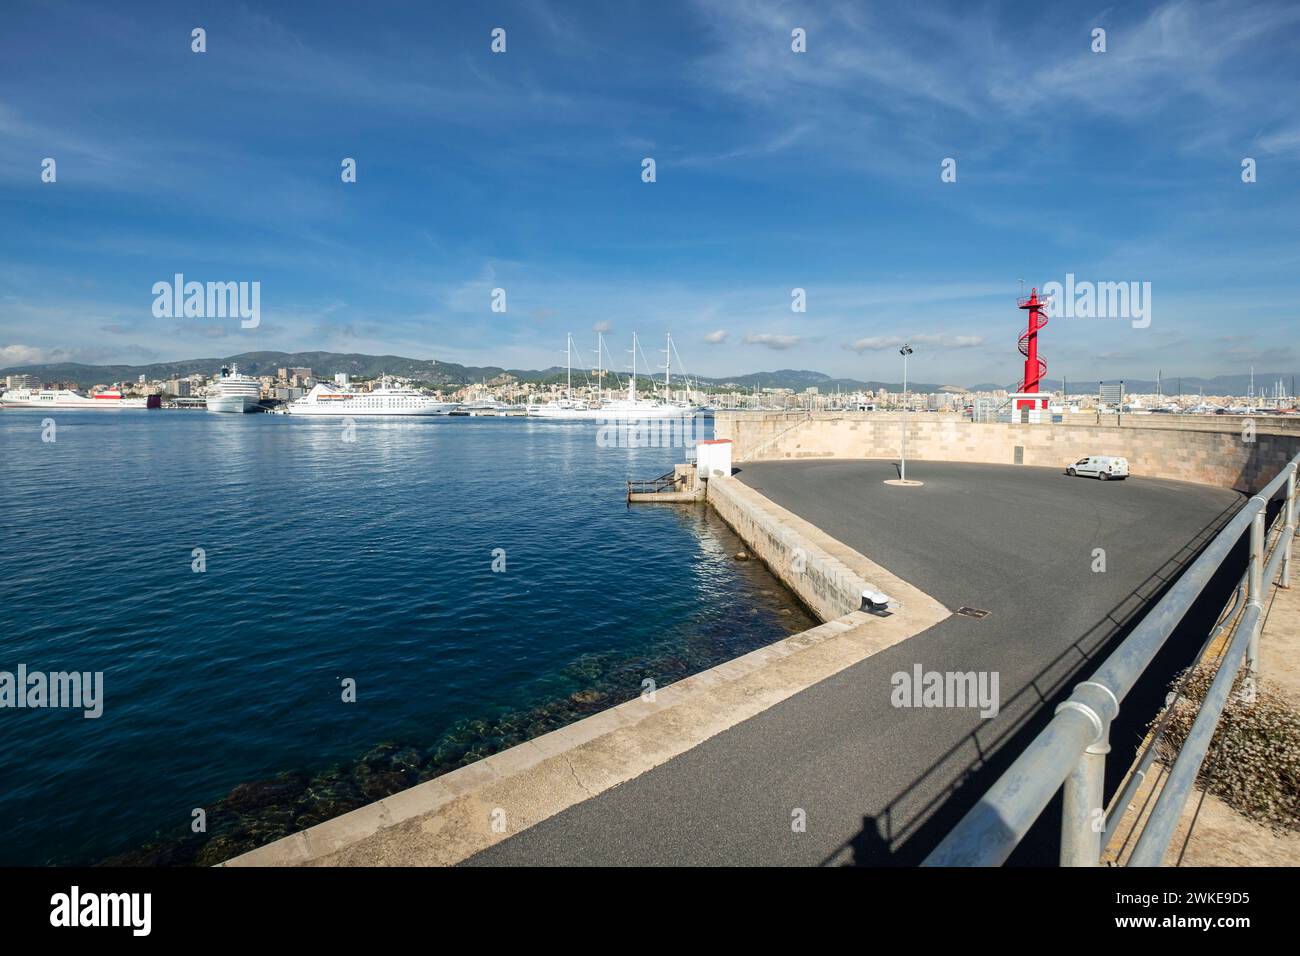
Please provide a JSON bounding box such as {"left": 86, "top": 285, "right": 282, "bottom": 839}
{"left": 5, "top": 345, "right": 1296, "bottom": 399}
{"left": 3, "top": 0, "right": 1299, "bottom": 383}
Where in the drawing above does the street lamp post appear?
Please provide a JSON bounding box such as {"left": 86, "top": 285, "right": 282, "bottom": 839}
{"left": 900, "top": 345, "right": 913, "bottom": 482}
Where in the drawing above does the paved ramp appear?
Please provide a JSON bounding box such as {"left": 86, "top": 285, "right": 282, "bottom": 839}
{"left": 467, "top": 461, "right": 1242, "bottom": 865}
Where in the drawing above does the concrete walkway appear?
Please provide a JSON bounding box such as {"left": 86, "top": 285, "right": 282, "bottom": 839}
{"left": 465, "top": 461, "right": 1242, "bottom": 865}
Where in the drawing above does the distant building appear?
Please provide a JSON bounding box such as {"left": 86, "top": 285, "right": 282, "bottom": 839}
{"left": 5, "top": 374, "right": 40, "bottom": 389}
{"left": 335, "top": 373, "right": 350, "bottom": 386}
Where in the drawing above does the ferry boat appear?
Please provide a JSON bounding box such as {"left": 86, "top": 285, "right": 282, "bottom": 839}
{"left": 206, "top": 365, "right": 263, "bottom": 413}
{"left": 286, "top": 380, "right": 458, "bottom": 416}
{"left": 0, "top": 386, "right": 153, "bottom": 409}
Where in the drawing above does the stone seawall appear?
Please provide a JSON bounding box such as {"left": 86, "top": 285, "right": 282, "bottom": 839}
{"left": 716, "top": 412, "right": 1300, "bottom": 493}
{"left": 704, "top": 475, "right": 948, "bottom": 626}
{"left": 705, "top": 477, "right": 868, "bottom": 621}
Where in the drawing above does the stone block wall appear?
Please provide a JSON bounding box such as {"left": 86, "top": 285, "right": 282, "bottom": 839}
{"left": 715, "top": 412, "right": 1300, "bottom": 493}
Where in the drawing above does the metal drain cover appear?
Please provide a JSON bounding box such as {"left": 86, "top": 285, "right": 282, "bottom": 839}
{"left": 955, "top": 606, "right": 991, "bottom": 619}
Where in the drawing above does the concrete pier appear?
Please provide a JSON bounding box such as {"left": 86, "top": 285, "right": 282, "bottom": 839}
{"left": 227, "top": 414, "right": 1292, "bottom": 866}
{"left": 462, "top": 461, "right": 1240, "bottom": 865}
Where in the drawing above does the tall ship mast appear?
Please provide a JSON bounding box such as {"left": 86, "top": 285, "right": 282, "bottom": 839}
{"left": 527, "top": 332, "right": 698, "bottom": 419}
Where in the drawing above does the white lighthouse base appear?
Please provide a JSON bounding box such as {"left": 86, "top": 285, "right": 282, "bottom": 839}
{"left": 1009, "top": 392, "right": 1050, "bottom": 423}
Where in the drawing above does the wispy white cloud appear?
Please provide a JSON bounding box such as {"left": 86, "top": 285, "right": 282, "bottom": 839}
{"left": 687, "top": 0, "right": 1300, "bottom": 173}
{"left": 845, "top": 333, "right": 985, "bottom": 353}
{"left": 745, "top": 332, "right": 800, "bottom": 350}
{"left": 1258, "top": 124, "right": 1300, "bottom": 156}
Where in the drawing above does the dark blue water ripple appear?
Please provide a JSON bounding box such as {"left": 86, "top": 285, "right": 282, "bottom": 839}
{"left": 0, "top": 412, "right": 812, "bottom": 865}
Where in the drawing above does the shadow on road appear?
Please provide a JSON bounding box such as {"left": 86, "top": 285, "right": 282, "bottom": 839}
{"left": 821, "top": 494, "right": 1254, "bottom": 866}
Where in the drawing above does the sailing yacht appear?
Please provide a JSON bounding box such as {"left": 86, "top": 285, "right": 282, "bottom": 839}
{"left": 527, "top": 332, "right": 698, "bottom": 420}
{"left": 599, "top": 332, "right": 699, "bottom": 418}
{"left": 526, "top": 334, "right": 599, "bottom": 419}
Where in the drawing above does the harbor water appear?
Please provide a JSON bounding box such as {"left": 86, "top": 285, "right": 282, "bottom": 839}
{"left": 0, "top": 411, "right": 815, "bottom": 865}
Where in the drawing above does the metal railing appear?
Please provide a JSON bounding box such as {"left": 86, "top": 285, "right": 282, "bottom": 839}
{"left": 626, "top": 470, "right": 686, "bottom": 497}
{"left": 924, "top": 452, "right": 1299, "bottom": 867}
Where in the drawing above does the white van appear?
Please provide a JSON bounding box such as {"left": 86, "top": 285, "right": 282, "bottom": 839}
{"left": 1067, "top": 456, "right": 1129, "bottom": 480}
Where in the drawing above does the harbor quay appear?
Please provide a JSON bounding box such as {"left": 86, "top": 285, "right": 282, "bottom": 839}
{"left": 230, "top": 412, "right": 1300, "bottom": 867}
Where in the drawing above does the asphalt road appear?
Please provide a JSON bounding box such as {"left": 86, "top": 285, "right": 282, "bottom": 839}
{"left": 466, "top": 461, "right": 1244, "bottom": 866}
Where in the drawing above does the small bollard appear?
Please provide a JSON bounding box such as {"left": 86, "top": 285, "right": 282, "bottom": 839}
{"left": 861, "top": 589, "right": 892, "bottom": 614}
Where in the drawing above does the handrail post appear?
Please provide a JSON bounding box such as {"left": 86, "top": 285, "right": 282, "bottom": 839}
{"left": 1282, "top": 466, "right": 1297, "bottom": 589}
{"left": 1246, "top": 508, "right": 1266, "bottom": 677}
{"left": 1058, "top": 681, "right": 1117, "bottom": 866}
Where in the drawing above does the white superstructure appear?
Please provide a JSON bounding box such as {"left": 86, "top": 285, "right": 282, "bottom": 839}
{"left": 286, "top": 380, "right": 458, "bottom": 416}
{"left": 455, "top": 398, "right": 525, "bottom": 416}
{"left": 0, "top": 387, "right": 149, "bottom": 409}
{"left": 206, "top": 365, "right": 263, "bottom": 414}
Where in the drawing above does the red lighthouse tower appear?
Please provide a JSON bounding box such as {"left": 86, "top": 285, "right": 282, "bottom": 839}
{"left": 1012, "top": 288, "right": 1051, "bottom": 414}
{"left": 1017, "top": 288, "right": 1048, "bottom": 392}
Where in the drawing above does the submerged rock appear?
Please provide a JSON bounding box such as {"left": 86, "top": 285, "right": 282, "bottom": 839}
{"left": 224, "top": 771, "right": 310, "bottom": 812}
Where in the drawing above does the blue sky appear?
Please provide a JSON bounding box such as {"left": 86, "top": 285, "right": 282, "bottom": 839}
{"left": 2, "top": 0, "right": 1298, "bottom": 385}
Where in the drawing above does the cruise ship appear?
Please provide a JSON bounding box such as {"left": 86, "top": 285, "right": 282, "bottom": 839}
{"left": 206, "top": 365, "right": 263, "bottom": 413}
{"left": 0, "top": 386, "right": 154, "bottom": 409}
{"left": 286, "top": 380, "right": 458, "bottom": 416}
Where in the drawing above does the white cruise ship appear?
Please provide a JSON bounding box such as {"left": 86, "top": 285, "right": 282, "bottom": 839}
{"left": 0, "top": 387, "right": 152, "bottom": 409}
{"left": 206, "top": 365, "right": 263, "bottom": 414}
{"left": 286, "top": 380, "right": 458, "bottom": 416}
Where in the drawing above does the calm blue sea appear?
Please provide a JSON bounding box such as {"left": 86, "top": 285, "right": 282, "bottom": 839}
{"left": 0, "top": 411, "right": 812, "bottom": 865}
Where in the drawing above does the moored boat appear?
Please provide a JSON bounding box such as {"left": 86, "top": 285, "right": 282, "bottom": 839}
{"left": 206, "top": 365, "right": 263, "bottom": 413}
{"left": 0, "top": 387, "right": 153, "bottom": 409}
{"left": 286, "top": 380, "right": 457, "bottom": 416}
